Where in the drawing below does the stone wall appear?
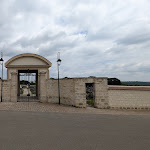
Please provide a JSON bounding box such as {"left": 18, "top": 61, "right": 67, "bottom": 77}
{"left": 94, "top": 78, "right": 108, "bottom": 108}
{"left": 0, "top": 79, "right": 11, "bottom": 102}
{"left": 47, "top": 78, "right": 75, "bottom": 105}
{"left": 108, "top": 86, "right": 150, "bottom": 109}
{"left": 74, "top": 78, "right": 87, "bottom": 108}
{"left": 46, "top": 77, "right": 108, "bottom": 108}
{"left": 73, "top": 77, "right": 108, "bottom": 108}
{"left": 0, "top": 72, "right": 18, "bottom": 103}
{"left": 1, "top": 76, "right": 150, "bottom": 110}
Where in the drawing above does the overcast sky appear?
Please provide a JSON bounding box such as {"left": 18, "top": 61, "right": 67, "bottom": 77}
{"left": 0, "top": 0, "right": 150, "bottom": 81}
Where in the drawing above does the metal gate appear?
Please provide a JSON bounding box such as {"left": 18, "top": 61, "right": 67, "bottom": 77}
{"left": 17, "top": 70, "right": 39, "bottom": 102}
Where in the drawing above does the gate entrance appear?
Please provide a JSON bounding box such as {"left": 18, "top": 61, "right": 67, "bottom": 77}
{"left": 18, "top": 70, "right": 39, "bottom": 102}
{"left": 5, "top": 53, "right": 52, "bottom": 102}
{"left": 86, "top": 83, "right": 95, "bottom": 107}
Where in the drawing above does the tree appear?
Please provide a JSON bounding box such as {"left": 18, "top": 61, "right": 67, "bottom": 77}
{"left": 108, "top": 78, "right": 121, "bottom": 85}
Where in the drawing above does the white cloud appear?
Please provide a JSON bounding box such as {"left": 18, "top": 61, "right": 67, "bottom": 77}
{"left": 0, "top": 0, "right": 150, "bottom": 81}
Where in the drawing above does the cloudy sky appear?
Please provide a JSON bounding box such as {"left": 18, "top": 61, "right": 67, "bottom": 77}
{"left": 0, "top": 0, "right": 150, "bottom": 81}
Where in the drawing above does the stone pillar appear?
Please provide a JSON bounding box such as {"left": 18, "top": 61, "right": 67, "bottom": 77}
{"left": 94, "top": 78, "right": 109, "bottom": 108}
{"left": 39, "top": 72, "right": 47, "bottom": 102}
{"left": 74, "top": 78, "right": 86, "bottom": 108}
{"left": 10, "top": 72, "right": 17, "bottom": 102}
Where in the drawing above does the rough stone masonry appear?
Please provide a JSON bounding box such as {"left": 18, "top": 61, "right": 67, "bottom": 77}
{"left": 0, "top": 53, "right": 150, "bottom": 110}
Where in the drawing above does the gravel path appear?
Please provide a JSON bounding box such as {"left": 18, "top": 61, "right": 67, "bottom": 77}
{"left": 0, "top": 102, "right": 149, "bottom": 115}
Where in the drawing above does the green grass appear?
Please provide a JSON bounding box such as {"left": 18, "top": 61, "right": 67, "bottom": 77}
{"left": 30, "top": 88, "right": 36, "bottom": 94}
{"left": 20, "top": 89, "right": 24, "bottom": 94}
{"left": 87, "top": 100, "right": 94, "bottom": 106}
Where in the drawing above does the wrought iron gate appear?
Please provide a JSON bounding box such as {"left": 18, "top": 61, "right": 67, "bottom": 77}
{"left": 17, "top": 70, "right": 39, "bottom": 102}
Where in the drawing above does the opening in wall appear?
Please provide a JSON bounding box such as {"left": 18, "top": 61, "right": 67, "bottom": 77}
{"left": 86, "top": 83, "right": 95, "bottom": 107}
{"left": 17, "top": 70, "right": 39, "bottom": 102}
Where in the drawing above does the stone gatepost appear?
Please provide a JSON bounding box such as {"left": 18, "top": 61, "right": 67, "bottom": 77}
{"left": 74, "top": 78, "right": 86, "bottom": 108}
{"left": 94, "top": 78, "right": 109, "bottom": 108}
{"left": 10, "top": 72, "right": 17, "bottom": 102}
{"left": 39, "top": 72, "right": 47, "bottom": 102}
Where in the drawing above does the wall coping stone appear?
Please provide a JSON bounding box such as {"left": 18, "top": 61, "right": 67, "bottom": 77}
{"left": 108, "top": 86, "right": 150, "bottom": 91}
{"left": 50, "top": 77, "right": 108, "bottom": 80}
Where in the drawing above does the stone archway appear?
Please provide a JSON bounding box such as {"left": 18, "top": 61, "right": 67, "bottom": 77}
{"left": 5, "top": 53, "right": 52, "bottom": 102}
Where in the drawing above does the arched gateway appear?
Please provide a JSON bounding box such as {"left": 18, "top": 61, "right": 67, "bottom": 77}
{"left": 5, "top": 53, "right": 52, "bottom": 102}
